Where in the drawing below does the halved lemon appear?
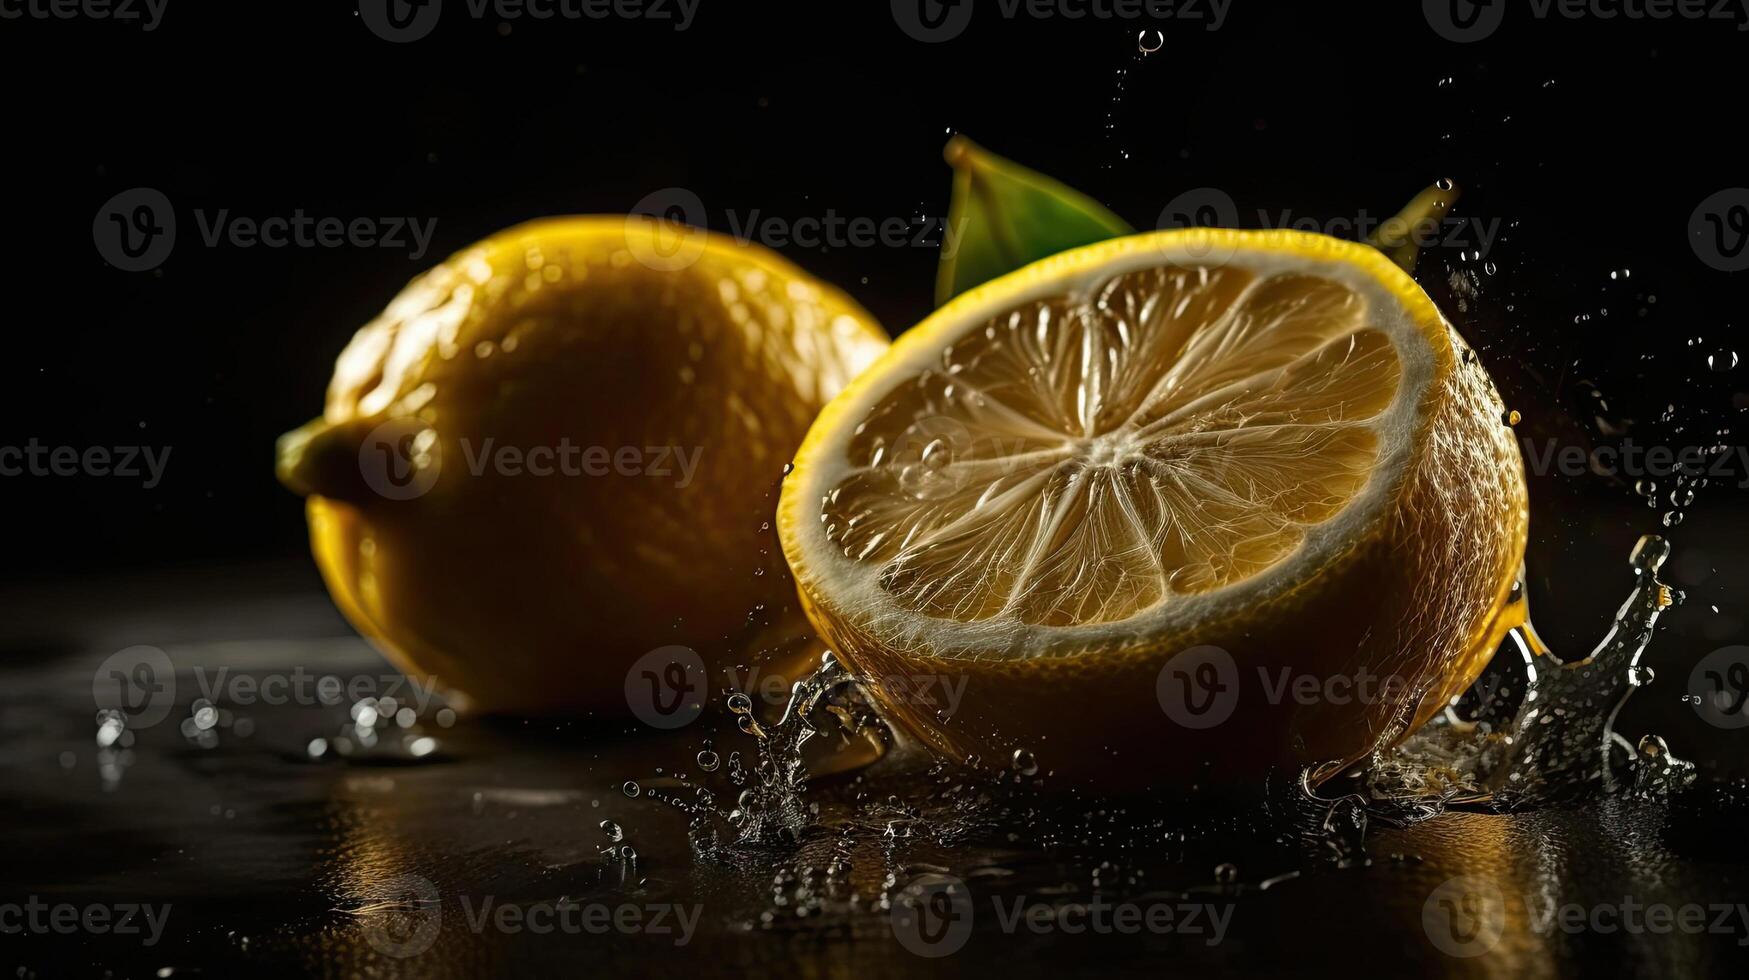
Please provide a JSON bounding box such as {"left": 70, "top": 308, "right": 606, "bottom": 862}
{"left": 778, "top": 229, "right": 1527, "bottom": 788}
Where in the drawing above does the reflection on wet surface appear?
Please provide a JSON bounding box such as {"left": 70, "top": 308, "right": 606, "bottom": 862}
{"left": 3, "top": 583, "right": 1747, "bottom": 978}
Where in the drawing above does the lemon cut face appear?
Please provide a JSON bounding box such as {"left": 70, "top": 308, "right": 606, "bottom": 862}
{"left": 786, "top": 231, "right": 1458, "bottom": 657}
{"left": 821, "top": 264, "right": 1407, "bottom": 629}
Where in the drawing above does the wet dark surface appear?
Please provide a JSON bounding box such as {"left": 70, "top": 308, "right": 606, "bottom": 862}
{"left": 4, "top": 572, "right": 1748, "bottom": 979}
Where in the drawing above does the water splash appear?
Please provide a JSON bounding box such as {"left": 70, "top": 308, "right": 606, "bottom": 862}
{"left": 1317, "top": 533, "right": 1694, "bottom": 824}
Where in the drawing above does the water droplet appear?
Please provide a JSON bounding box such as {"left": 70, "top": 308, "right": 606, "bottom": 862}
{"left": 1670, "top": 488, "right": 1694, "bottom": 507}
{"left": 1435, "top": 177, "right": 1455, "bottom": 191}
{"left": 1503, "top": 409, "right": 1522, "bottom": 427}
{"left": 697, "top": 749, "right": 721, "bottom": 772}
{"left": 1709, "top": 350, "right": 1738, "bottom": 372}
{"left": 726, "top": 692, "right": 753, "bottom": 715}
{"left": 1011, "top": 748, "right": 1039, "bottom": 776}
{"left": 1636, "top": 734, "right": 1668, "bottom": 758}
{"left": 1663, "top": 511, "right": 1685, "bottom": 527}
{"left": 1137, "top": 29, "right": 1164, "bottom": 55}
{"left": 1636, "top": 479, "right": 1657, "bottom": 497}
{"left": 599, "top": 819, "right": 624, "bottom": 842}
{"left": 622, "top": 780, "right": 641, "bottom": 798}
{"left": 1214, "top": 863, "right": 1239, "bottom": 885}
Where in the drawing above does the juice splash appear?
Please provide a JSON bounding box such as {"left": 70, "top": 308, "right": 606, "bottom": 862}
{"left": 1314, "top": 533, "right": 1695, "bottom": 820}
{"left": 629, "top": 530, "right": 1699, "bottom": 910}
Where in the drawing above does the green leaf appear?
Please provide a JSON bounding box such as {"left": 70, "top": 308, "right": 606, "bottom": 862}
{"left": 1365, "top": 179, "right": 1463, "bottom": 273}
{"left": 936, "top": 136, "right": 1134, "bottom": 306}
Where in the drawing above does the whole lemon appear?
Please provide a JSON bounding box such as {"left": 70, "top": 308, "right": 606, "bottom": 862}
{"left": 278, "top": 217, "right": 888, "bottom": 717}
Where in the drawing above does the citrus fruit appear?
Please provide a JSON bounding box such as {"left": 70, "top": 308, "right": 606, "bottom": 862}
{"left": 777, "top": 228, "right": 1528, "bottom": 788}
{"left": 277, "top": 216, "right": 889, "bottom": 717}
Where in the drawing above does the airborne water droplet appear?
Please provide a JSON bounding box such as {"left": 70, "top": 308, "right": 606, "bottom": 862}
{"left": 1709, "top": 349, "right": 1739, "bottom": 372}
{"left": 599, "top": 819, "right": 624, "bottom": 842}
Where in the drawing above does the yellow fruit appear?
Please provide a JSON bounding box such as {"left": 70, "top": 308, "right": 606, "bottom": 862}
{"left": 778, "top": 228, "right": 1528, "bottom": 789}
{"left": 277, "top": 217, "right": 888, "bottom": 716}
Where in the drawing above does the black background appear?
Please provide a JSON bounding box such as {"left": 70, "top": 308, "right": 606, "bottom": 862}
{"left": 2, "top": 1, "right": 1746, "bottom": 757}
